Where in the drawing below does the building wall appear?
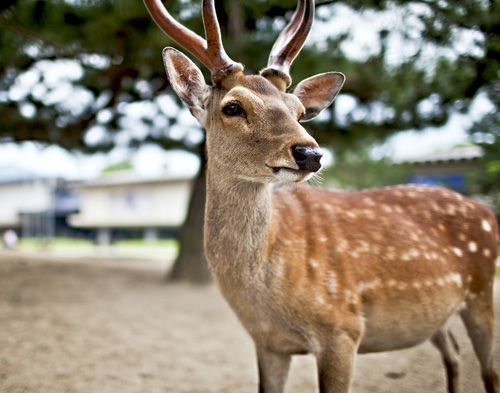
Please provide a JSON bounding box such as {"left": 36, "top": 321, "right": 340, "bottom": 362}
{"left": 69, "top": 179, "right": 192, "bottom": 228}
{"left": 0, "top": 180, "right": 52, "bottom": 228}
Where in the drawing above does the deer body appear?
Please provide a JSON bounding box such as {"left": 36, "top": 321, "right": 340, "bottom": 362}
{"left": 205, "top": 165, "right": 499, "bottom": 392}
{"left": 144, "top": 0, "right": 499, "bottom": 391}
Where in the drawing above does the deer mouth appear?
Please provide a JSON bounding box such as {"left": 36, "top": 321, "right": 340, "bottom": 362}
{"left": 266, "top": 164, "right": 299, "bottom": 174}
{"left": 265, "top": 164, "right": 314, "bottom": 182}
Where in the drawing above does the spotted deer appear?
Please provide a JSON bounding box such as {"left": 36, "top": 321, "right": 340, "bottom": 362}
{"left": 144, "top": 0, "right": 499, "bottom": 392}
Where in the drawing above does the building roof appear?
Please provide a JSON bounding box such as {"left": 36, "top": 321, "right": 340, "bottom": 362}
{"left": 393, "top": 145, "right": 483, "bottom": 165}
{"left": 81, "top": 170, "right": 194, "bottom": 188}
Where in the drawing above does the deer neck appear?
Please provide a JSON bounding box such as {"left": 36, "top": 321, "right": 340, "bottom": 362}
{"left": 204, "top": 165, "right": 275, "bottom": 282}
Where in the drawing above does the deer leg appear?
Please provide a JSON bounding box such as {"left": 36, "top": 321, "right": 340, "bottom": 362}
{"left": 316, "top": 333, "right": 358, "bottom": 393}
{"left": 256, "top": 346, "right": 291, "bottom": 393}
{"left": 460, "top": 292, "right": 499, "bottom": 393}
{"left": 431, "top": 328, "right": 461, "bottom": 393}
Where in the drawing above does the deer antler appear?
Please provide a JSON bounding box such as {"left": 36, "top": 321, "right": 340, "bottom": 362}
{"left": 261, "top": 0, "right": 315, "bottom": 89}
{"left": 144, "top": 0, "right": 240, "bottom": 82}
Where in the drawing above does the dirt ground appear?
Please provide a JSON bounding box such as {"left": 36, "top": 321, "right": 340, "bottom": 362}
{"left": 0, "top": 251, "right": 499, "bottom": 393}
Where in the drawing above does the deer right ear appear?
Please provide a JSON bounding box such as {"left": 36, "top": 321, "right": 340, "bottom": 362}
{"left": 291, "top": 72, "right": 345, "bottom": 122}
{"left": 162, "top": 47, "right": 210, "bottom": 124}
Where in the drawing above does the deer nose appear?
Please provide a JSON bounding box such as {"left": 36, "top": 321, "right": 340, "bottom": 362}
{"left": 291, "top": 144, "right": 323, "bottom": 172}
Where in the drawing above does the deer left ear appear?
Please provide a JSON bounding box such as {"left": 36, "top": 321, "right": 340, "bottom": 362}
{"left": 291, "top": 72, "right": 345, "bottom": 122}
{"left": 162, "top": 47, "right": 210, "bottom": 125}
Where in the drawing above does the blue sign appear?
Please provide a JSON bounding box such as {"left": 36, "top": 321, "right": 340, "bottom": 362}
{"left": 408, "top": 173, "right": 466, "bottom": 192}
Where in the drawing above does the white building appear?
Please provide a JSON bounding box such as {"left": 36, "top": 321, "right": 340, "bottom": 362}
{"left": 69, "top": 171, "right": 193, "bottom": 244}
{"left": 0, "top": 167, "right": 56, "bottom": 237}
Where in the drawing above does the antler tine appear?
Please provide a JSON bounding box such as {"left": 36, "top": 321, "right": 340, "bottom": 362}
{"left": 262, "top": 0, "right": 314, "bottom": 88}
{"left": 144, "top": 0, "right": 239, "bottom": 82}
{"left": 144, "top": 0, "right": 208, "bottom": 65}
{"left": 201, "top": 0, "right": 239, "bottom": 80}
{"left": 269, "top": 0, "right": 306, "bottom": 62}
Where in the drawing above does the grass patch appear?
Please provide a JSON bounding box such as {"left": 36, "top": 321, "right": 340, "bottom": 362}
{"left": 16, "top": 237, "right": 179, "bottom": 261}
{"left": 113, "top": 239, "right": 178, "bottom": 248}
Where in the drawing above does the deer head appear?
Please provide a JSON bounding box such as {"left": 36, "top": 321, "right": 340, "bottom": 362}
{"left": 144, "top": 0, "right": 344, "bottom": 184}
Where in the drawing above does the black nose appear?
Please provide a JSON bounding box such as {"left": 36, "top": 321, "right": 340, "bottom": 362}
{"left": 291, "top": 144, "right": 323, "bottom": 172}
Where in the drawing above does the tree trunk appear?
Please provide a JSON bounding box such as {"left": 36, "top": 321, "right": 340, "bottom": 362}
{"left": 167, "top": 146, "right": 212, "bottom": 283}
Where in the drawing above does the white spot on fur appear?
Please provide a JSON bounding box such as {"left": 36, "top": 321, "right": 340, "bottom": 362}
{"left": 484, "top": 248, "right": 491, "bottom": 257}
{"left": 363, "top": 197, "right": 375, "bottom": 206}
{"left": 409, "top": 249, "right": 420, "bottom": 258}
{"left": 343, "top": 289, "right": 357, "bottom": 304}
{"left": 385, "top": 246, "right": 397, "bottom": 260}
{"left": 401, "top": 253, "right": 411, "bottom": 261}
{"left": 358, "top": 279, "right": 381, "bottom": 291}
{"left": 308, "top": 259, "right": 318, "bottom": 268}
{"left": 446, "top": 273, "right": 462, "bottom": 287}
{"left": 382, "top": 205, "right": 393, "bottom": 213}
{"left": 363, "top": 209, "right": 376, "bottom": 220}
{"left": 446, "top": 204, "right": 457, "bottom": 215}
{"left": 437, "top": 278, "right": 445, "bottom": 286}
{"left": 325, "top": 271, "right": 338, "bottom": 296}
{"left": 458, "top": 233, "right": 467, "bottom": 242}
{"left": 482, "top": 220, "right": 492, "bottom": 232}
{"left": 468, "top": 241, "right": 478, "bottom": 253}
{"left": 468, "top": 292, "right": 478, "bottom": 300}
{"left": 336, "top": 238, "right": 349, "bottom": 252}
{"left": 315, "top": 294, "right": 325, "bottom": 305}
{"left": 358, "top": 241, "right": 370, "bottom": 252}
{"left": 453, "top": 247, "right": 463, "bottom": 257}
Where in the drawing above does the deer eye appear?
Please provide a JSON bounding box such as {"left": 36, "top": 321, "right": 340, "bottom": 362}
{"left": 222, "top": 103, "right": 245, "bottom": 117}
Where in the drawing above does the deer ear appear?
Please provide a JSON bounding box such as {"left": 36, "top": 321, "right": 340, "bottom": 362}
{"left": 162, "top": 47, "right": 210, "bottom": 124}
{"left": 291, "top": 72, "right": 345, "bottom": 122}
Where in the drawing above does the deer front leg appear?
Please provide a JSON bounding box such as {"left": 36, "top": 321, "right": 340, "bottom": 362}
{"left": 256, "top": 346, "right": 291, "bottom": 393}
{"left": 316, "top": 333, "right": 359, "bottom": 393}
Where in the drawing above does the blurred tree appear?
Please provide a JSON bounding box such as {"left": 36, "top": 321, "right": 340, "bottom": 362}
{"left": 322, "top": 148, "right": 412, "bottom": 190}
{"left": 0, "top": 0, "right": 498, "bottom": 282}
{"left": 467, "top": 81, "right": 500, "bottom": 212}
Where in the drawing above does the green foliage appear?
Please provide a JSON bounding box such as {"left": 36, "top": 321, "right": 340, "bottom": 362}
{"left": 101, "top": 160, "right": 133, "bottom": 173}
{"left": 467, "top": 82, "right": 500, "bottom": 210}
{"left": 0, "top": 0, "right": 499, "bottom": 157}
{"left": 323, "top": 148, "right": 412, "bottom": 189}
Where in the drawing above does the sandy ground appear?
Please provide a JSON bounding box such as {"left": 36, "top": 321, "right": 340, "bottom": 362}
{"left": 0, "top": 251, "right": 499, "bottom": 393}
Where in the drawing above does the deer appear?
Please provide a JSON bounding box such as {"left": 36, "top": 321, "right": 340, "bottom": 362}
{"left": 143, "top": 0, "right": 500, "bottom": 392}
